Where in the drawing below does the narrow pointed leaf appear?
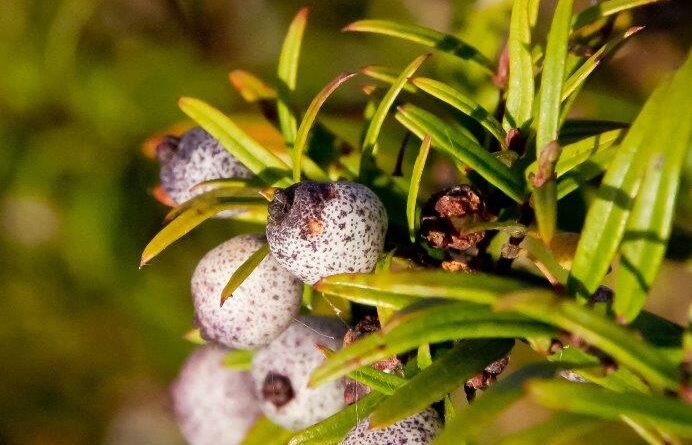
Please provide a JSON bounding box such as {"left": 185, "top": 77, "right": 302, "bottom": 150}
{"left": 369, "top": 339, "right": 514, "bottom": 428}
{"left": 527, "top": 129, "right": 624, "bottom": 179}
{"left": 559, "top": 119, "right": 628, "bottom": 140}
{"left": 556, "top": 145, "right": 618, "bottom": 199}
{"left": 527, "top": 380, "right": 692, "bottom": 437}
{"left": 572, "top": 0, "right": 665, "bottom": 30}
{"left": 361, "top": 65, "right": 418, "bottom": 93}
{"left": 561, "top": 26, "right": 644, "bottom": 102}
{"left": 533, "top": 0, "right": 573, "bottom": 243}
{"left": 220, "top": 242, "right": 270, "bottom": 305}
{"left": 504, "top": 0, "right": 535, "bottom": 131}
{"left": 359, "top": 54, "right": 430, "bottom": 178}
{"left": 293, "top": 72, "right": 357, "bottom": 182}
{"left": 277, "top": 7, "right": 309, "bottom": 149}
{"left": 396, "top": 104, "right": 525, "bottom": 202}
{"left": 567, "top": 79, "right": 670, "bottom": 299}
{"left": 223, "top": 349, "right": 254, "bottom": 370}
{"left": 615, "top": 54, "right": 692, "bottom": 321}
{"left": 433, "top": 363, "right": 558, "bottom": 445}
{"left": 229, "top": 69, "right": 277, "bottom": 102}
{"left": 315, "top": 270, "right": 528, "bottom": 306}
{"left": 411, "top": 77, "right": 506, "bottom": 147}
{"left": 311, "top": 301, "right": 554, "bottom": 386}
{"left": 344, "top": 20, "right": 494, "bottom": 72}
{"left": 496, "top": 290, "right": 680, "bottom": 390}
{"left": 407, "top": 135, "right": 431, "bottom": 241}
{"left": 241, "top": 416, "right": 294, "bottom": 445}
{"left": 164, "top": 186, "right": 265, "bottom": 223}
{"left": 495, "top": 414, "right": 603, "bottom": 445}
{"left": 320, "top": 347, "right": 406, "bottom": 395}
{"left": 140, "top": 196, "right": 267, "bottom": 266}
{"left": 288, "top": 392, "right": 387, "bottom": 445}
{"left": 178, "top": 97, "right": 292, "bottom": 187}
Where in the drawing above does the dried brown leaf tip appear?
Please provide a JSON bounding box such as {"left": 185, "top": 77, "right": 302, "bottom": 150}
{"left": 420, "top": 185, "right": 492, "bottom": 252}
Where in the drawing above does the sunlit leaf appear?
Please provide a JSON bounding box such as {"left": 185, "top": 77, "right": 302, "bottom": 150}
{"left": 277, "top": 7, "right": 309, "bottom": 150}
{"left": 566, "top": 78, "right": 670, "bottom": 300}
{"left": 361, "top": 65, "right": 418, "bottom": 93}
{"left": 533, "top": 0, "right": 573, "bottom": 243}
{"left": 411, "top": 77, "right": 506, "bottom": 147}
{"left": 178, "top": 97, "right": 292, "bottom": 187}
{"left": 369, "top": 339, "right": 514, "bottom": 428}
{"left": 495, "top": 413, "right": 603, "bottom": 445}
{"left": 224, "top": 349, "right": 254, "bottom": 370}
{"left": 220, "top": 242, "right": 270, "bottom": 305}
{"left": 288, "top": 392, "right": 387, "bottom": 445}
{"left": 359, "top": 54, "right": 429, "bottom": 179}
{"left": 241, "top": 416, "right": 293, "bottom": 445}
{"left": 614, "top": 54, "right": 692, "bottom": 322}
{"left": 504, "top": 0, "right": 536, "bottom": 131}
{"left": 556, "top": 145, "right": 617, "bottom": 199}
{"left": 406, "top": 135, "right": 431, "bottom": 241}
{"left": 572, "top": 0, "right": 665, "bottom": 30}
{"left": 396, "top": 104, "right": 525, "bottom": 202}
{"left": 496, "top": 290, "right": 680, "bottom": 390}
{"left": 527, "top": 380, "right": 692, "bottom": 437}
{"left": 229, "top": 69, "right": 277, "bottom": 102}
{"left": 320, "top": 346, "right": 406, "bottom": 395}
{"left": 343, "top": 20, "right": 494, "bottom": 71}
{"left": 292, "top": 72, "right": 357, "bottom": 182}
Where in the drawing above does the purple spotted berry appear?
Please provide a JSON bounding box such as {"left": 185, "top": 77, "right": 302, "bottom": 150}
{"left": 340, "top": 408, "right": 442, "bottom": 445}
{"left": 251, "top": 316, "right": 347, "bottom": 430}
{"left": 266, "top": 181, "right": 387, "bottom": 285}
{"left": 157, "top": 127, "right": 253, "bottom": 207}
{"left": 192, "top": 234, "right": 302, "bottom": 349}
{"left": 171, "top": 345, "right": 260, "bottom": 445}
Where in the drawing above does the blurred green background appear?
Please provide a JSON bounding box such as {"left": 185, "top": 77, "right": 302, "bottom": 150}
{"left": 0, "top": 1, "right": 689, "bottom": 444}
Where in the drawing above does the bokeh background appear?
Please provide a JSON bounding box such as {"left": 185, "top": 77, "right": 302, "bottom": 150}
{"left": 0, "top": 1, "right": 690, "bottom": 444}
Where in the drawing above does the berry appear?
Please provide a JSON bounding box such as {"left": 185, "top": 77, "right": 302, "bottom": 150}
{"left": 251, "top": 316, "right": 347, "bottom": 430}
{"left": 192, "top": 234, "right": 302, "bottom": 349}
{"left": 171, "top": 345, "right": 260, "bottom": 445}
{"left": 266, "top": 181, "right": 387, "bottom": 285}
{"left": 157, "top": 127, "right": 253, "bottom": 206}
{"left": 340, "top": 408, "right": 442, "bottom": 445}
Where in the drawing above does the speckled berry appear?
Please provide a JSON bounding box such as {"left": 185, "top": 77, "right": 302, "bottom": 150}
{"left": 266, "top": 181, "right": 387, "bottom": 285}
{"left": 192, "top": 234, "right": 302, "bottom": 349}
{"left": 340, "top": 408, "right": 442, "bottom": 445}
{"left": 157, "top": 127, "right": 253, "bottom": 207}
{"left": 171, "top": 345, "right": 260, "bottom": 445}
{"left": 251, "top": 316, "right": 347, "bottom": 430}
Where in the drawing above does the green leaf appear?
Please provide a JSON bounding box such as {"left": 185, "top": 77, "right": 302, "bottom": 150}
{"left": 320, "top": 347, "right": 406, "bottom": 395}
{"left": 561, "top": 26, "right": 644, "bottom": 103}
{"left": 140, "top": 193, "right": 267, "bottom": 266}
{"left": 277, "top": 7, "right": 309, "bottom": 150}
{"left": 527, "top": 380, "right": 692, "bottom": 437}
{"left": 556, "top": 144, "right": 618, "bottom": 199}
{"left": 315, "top": 270, "right": 528, "bottom": 307}
{"left": 359, "top": 54, "right": 429, "bottom": 179}
{"left": 495, "top": 413, "right": 603, "bottom": 445}
{"left": 369, "top": 339, "right": 514, "bottom": 428}
{"left": 614, "top": 54, "right": 692, "bottom": 322}
{"left": 533, "top": 0, "right": 573, "bottom": 243}
{"left": 395, "top": 104, "right": 525, "bottom": 202}
{"left": 527, "top": 129, "right": 624, "bottom": 179}
{"left": 220, "top": 242, "right": 270, "bottom": 305}
{"left": 361, "top": 65, "right": 418, "bottom": 93}
{"left": 288, "top": 392, "right": 386, "bottom": 445}
{"left": 406, "top": 135, "right": 431, "bottom": 241}
{"left": 566, "top": 78, "right": 670, "bottom": 300}
{"left": 496, "top": 290, "right": 680, "bottom": 390}
{"left": 178, "top": 97, "right": 292, "bottom": 187}
{"left": 504, "top": 0, "right": 536, "bottom": 131}
{"left": 241, "top": 416, "right": 293, "bottom": 445}
{"left": 433, "top": 363, "right": 558, "bottom": 445}
{"left": 343, "top": 20, "right": 494, "bottom": 72}
{"left": 293, "top": 72, "right": 357, "bottom": 182}
{"left": 559, "top": 119, "right": 628, "bottom": 140}
{"left": 310, "top": 300, "right": 554, "bottom": 386}
{"left": 572, "top": 0, "right": 665, "bottom": 30}
{"left": 224, "top": 349, "right": 254, "bottom": 370}
{"left": 411, "top": 77, "right": 506, "bottom": 147}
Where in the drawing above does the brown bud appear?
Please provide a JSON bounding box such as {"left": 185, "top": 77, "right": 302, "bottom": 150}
{"left": 420, "top": 185, "right": 492, "bottom": 251}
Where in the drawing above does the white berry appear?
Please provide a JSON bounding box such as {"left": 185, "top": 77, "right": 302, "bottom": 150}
{"left": 340, "top": 408, "right": 442, "bottom": 445}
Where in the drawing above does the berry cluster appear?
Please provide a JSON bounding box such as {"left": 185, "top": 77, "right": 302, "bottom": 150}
{"left": 156, "top": 128, "right": 433, "bottom": 444}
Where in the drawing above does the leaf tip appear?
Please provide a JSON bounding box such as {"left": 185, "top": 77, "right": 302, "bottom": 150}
{"left": 260, "top": 187, "right": 278, "bottom": 201}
